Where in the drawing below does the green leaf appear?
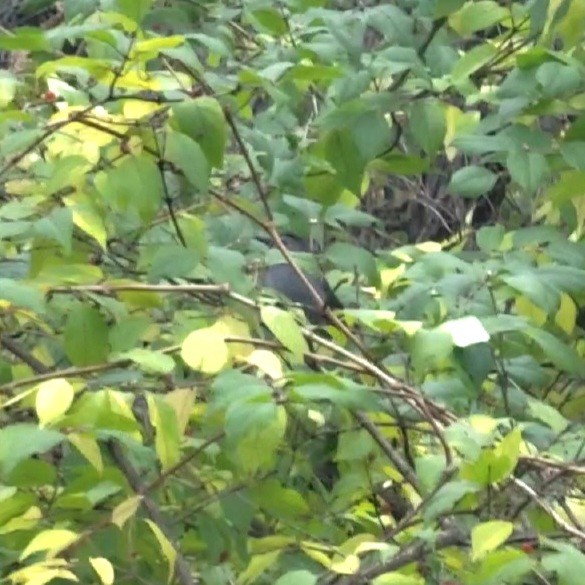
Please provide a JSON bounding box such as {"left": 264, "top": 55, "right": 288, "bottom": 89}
{"left": 64, "top": 305, "right": 109, "bottom": 366}
{"left": 370, "top": 154, "right": 429, "bottom": 175}
{"left": 0, "top": 424, "right": 63, "bottom": 477}
{"left": 536, "top": 62, "right": 581, "bottom": 98}
{"left": 171, "top": 97, "right": 226, "bottom": 168}
{"left": 44, "top": 155, "right": 93, "bottom": 197}
{"left": 34, "top": 207, "right": 74, "bottom": 253}
{"left": 210, "top": 370, "right": 273, "bottom": 410}
{"left": 146, "top": 394, "right": 181, "bottom": 469}
{"left": 108, "top": 0, "right": 154, "bottom": 22}
{"left": 476, "top": 225, "right": 505, "bottom": 252}
{"left": 248, "top": 8, "right": 288, "bottom": 36}
{"left": 118, "top": 349, "right": 176, "bottom": 374}
{"left": 292, "top": 378, "right": 378, "bottom": 409}
{"left": 0, "top": 279, "right": 45, "bottom": 314}
{"left": 411, "top": 329, "right": 454, "bottom": 372}
{"left": 274, "top": 571, "right": 317, "bottom": 585}
{"left": 0, "top": 27, "right": 50, "bottom": 51}
{"left": 337, "top": 430, "right": 376, "bottom": 461}
{"left": 493, "top": 426, "right": 522, "bottom": 481}
{"left": 147, "top": 244, "right": 200, "bottom": 281}
{"left": 452, "top": 43, "right": 497, "bottom": 83}
{"left": 94, "top": 155, "right": 163, "bottom": 224}
{"left": 545, "top": 169, "right": 585, "bottom": 204}
{"left": 108, "top": 316, "right": 151, "bottom": 354}
{"left": 424, "top": 480, "right": 479, "bottom": 520}
{"left": 449, "top": 1, "right": 508, "bottom": 34}
{"left": 448, "top": 165, "right": 498, "bottom": 198}
{"left": 252, "top": 479, "right": 310, "bottom": 519}
{"left": 260, "top": 306, "right": 309, "bottom": 363}
{"left": 542, "top": 542, "right": 585, "bottom": 585}
{"left": 409, "top": 99, "right": 446, "bottom": 157}
{"left": 524, "top": 326, "right": 585, "bottom": 376}
{"left": 165, "top": 131, "right": 210, "bottom": 193}
{"left": 507, "top": 150, "right": 548, "bottom": 193}
{"left": 528, "top": 399, "right": 569, "bottom": 433}
{"left": 459, "top": 447, "right": 511, "bottom": 485}
{"left": 225, "top": 402, "right": 287, "bottom": 475}
{"left": 471, "top": 520, "right": 514, "bottom": 561}
{"left": 323, "top": 128, "right": 365, "bottom": 194}
{"left": 434, "top": 0, "right": 465, "bottom": 18}
{"left": 502, "top": 271, "right": 560, "bottom": 313}
{"left": 327, "top": 243, "right": 378, "bottom": 284}
{"left": 559, "top": 141, "right": 585, "bottom": 170}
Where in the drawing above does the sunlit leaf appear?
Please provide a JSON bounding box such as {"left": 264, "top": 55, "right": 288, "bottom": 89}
{"left": 112, "top": 496, "right": 142, "bottom": 528}
{"left": 181, "top": 326, "right": 230, "bottom": 374}
{"left": 440, "top": 316, "right": 490, "bottom": 347}
{"left": 471, "top": 520, "right": 514, "bottom": 561}
{"left": 145, "top": 519, "right": 177, "bottom": 583}
{"left": 89, "top": 557, "right": 115, "bottom": 585}
{"left": 20, "top": 529, "right": 78, "bottom": 560}
{"left": 35, "top": 378, "right": 75, "bottom": 426}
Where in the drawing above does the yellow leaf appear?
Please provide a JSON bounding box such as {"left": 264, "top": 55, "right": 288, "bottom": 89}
{"left": 330, "top": 553, "right": 359, "bottom": 575}
{"left": 122, "top": 100, "right": 164, "bottom": 120}
{"left": 132, "top": 36, "right": 185, "bottom": 55}
{"left": 215, "top": 315, "right": 253, "bottom": 360}
{"left": 164, "top": 389, "right": 196, "bottom": 436}
{"left": 246, "top": 349, "right": 284, "bottom": 379}
{"left": 181, "top": 326, "right": 229, "bottom": 373}
{"left": 515, "top": 296, "right": 547, "bottom": 326}
{"left": 64, "top": 193, "right": 107, "bottom": 250}
{"left": 468, "top": 415, "right": 498, "bottom": 435}
{"left": 111, "top": 495, "right": 142, "bottom": 528}
{"left": 471, "top": 520, "right": 513, "bottom": 561}
{"left": 146, "top": 394, "right": 180, "bottom": 470}
{"left": 249, "top": 535, "right": 295, "bottom": 554}
{"left": 35, "top": 378, "right": 74, "bottom": 426}
{"left": 68, "top": 433, "right": 103, "bottom": 473}
{"left": 144, "top": 520, "right": 177, "bottom": 584}
{"left": 0, "top": 505, "right": 42, "bottom": 535}
{"left": 555, "top": 292, "right": 576, "bottom": 335}
{"left": 20, "top": 529, "right": 78, "bottom": 560}
{"left": 380, "top": 265, "right": 405, "bottom": 289}
{"left": 300, "top": 545, "right": 332, "bottom": 569}
{"left": 8, "top": 563, "right": 78, "bottom": 585}
{"left": 89, "top": 557, "right": 114, "bottom": 585}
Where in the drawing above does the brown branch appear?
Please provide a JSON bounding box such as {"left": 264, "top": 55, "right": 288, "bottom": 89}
{"left": 0, "top": 344, "right": 181, "bottom": 395}
{"left": 0, "top": 334, "right": 50, "bottom": 374}
{"left": 106, "top": 440, "right": 197, "bottom": 585}
{"left": 511, "top": 477, "right": 585, "bottom": 542}
{"left": 325, "top": 527, "right": 466, "bottom": 585}
{"left": 47, "top": 283, "right": 230, "bottom": 295}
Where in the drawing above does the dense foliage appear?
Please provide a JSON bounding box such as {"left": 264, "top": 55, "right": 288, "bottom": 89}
{"left": 1, "top": 1, "right": 585, "bottom": 584}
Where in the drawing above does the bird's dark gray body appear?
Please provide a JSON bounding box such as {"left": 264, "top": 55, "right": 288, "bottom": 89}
{"left": 256, "top": 235, "right": 342, "bottom": 323}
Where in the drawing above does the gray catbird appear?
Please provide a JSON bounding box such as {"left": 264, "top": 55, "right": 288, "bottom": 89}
{"left": 256, "top": 234, "right": 342, "bottom": 324}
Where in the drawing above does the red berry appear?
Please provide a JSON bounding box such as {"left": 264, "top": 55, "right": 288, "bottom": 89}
{"left": 43, "top": 90, "right": 56, "bottom": 102}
